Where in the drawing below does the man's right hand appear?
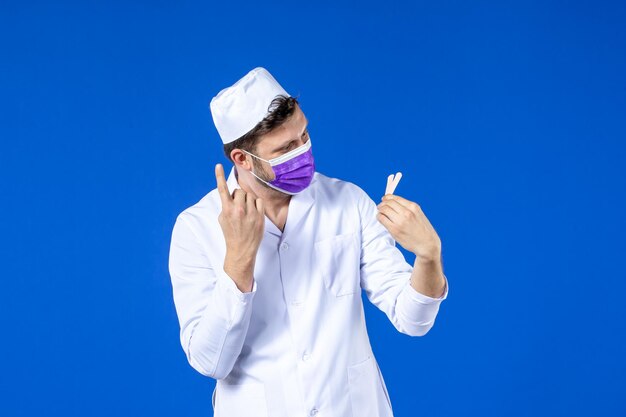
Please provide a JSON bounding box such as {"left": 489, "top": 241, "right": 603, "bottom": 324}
{"left": 215, "top": 163, "right": 265, "bottom": 292}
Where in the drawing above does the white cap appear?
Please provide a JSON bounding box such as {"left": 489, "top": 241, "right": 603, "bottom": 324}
{"left": 210, "top": 67, "right": 291, "bottom": 144}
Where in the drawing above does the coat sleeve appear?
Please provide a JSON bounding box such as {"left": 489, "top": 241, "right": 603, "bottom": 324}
{"left": 353, "top": 185, "right": 449, "bottom": 337}
{"left": 168, "top": 213, "right": 258, "bottom": 379}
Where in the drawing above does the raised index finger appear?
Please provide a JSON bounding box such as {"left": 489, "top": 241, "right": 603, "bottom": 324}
{"left": 215, "top": 163, "right": 232, "bottom": 206}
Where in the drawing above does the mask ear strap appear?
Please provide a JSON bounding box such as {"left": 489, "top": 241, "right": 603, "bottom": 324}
{"left": 242, "top": 149, "right": 271, "bottom": 164}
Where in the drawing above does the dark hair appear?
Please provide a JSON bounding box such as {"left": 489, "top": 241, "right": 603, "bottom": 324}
{"left": 223, "top": 94, "right": 301, "bottom": 162}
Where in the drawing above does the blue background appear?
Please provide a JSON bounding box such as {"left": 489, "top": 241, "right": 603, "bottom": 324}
{"left": 1, "top": 1, "right": 625, "bottom": 416}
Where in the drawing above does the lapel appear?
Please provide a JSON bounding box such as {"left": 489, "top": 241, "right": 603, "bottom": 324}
{"left": 225, "top": 166, "right": 317, "bottom": 238}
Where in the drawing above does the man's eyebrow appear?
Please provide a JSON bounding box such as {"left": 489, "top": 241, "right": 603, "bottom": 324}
{"left": 271, "top": 120, "right": 309, "bottom": 153}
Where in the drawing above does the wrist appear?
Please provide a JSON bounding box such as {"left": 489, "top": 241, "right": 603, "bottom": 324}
{"left": 225, "top": 248, "right": 256, "bottom": 266}
{"left": 225, "top": 252, "right": 255, "bottom": 275}
{"left": 223, "top": 255, "right": 255, "bottom": 293}
{"left": 411, "top": 256, "right": 446, "bottom": 298}
{"left": 414, "top": 251, "right": 441, "bottom": 265}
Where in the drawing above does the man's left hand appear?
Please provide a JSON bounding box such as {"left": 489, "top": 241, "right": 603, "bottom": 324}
{"left": 376, "top": 194, "right": 442, "bottom": 261}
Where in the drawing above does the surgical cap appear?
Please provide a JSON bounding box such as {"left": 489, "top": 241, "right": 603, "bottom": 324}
{"left": 210, "top": 67, "right": 291, "bottom": 144}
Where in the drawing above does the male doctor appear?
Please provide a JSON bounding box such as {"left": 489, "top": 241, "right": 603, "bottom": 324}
{"left": 169, "top": 67, "right": 449, "bottom": 417}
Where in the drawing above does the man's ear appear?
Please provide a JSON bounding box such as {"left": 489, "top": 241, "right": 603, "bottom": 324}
{"left": 231, "top": 149, "right": 252, "bottom": 171}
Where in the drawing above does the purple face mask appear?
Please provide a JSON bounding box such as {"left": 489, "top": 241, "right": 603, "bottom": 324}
{"left": 243, "top": 138, "right": 315, "bottom": 195}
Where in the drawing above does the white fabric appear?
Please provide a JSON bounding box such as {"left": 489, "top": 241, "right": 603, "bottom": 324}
{"left": 210, "top": 67, "right": 290, "bottom": 144}
{"left": 168, "top": 167, "right": 449, "bottom": 417}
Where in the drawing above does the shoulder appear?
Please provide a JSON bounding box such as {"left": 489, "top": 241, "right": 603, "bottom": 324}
{"left": 173, "top": 187, "right": 221, "bottom": 231}
{"left": 312, "top": 172, "right": 379, "bottom": 234}
{"left": 312, "top": 171, "right": 370, "bottom": 203}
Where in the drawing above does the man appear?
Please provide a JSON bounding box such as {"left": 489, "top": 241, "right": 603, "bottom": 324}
{"left": 168, "top": 67, "right": 449, "bottom": 417}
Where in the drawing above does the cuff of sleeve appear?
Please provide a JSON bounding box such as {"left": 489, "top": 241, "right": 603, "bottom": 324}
{"left": 218, "top": 267, "right": 258, "bottom": 304}
{"left": 405, "top": 273, "right": 449, "bottom": 304}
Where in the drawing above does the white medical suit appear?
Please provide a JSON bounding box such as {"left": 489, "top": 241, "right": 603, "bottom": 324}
{"left": 169, "top": 167, "right": 449, "bottom": 417}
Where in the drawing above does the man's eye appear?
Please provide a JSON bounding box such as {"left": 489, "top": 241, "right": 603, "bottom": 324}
{"left": 281, "top": 132, "right": 307, "bottom": 153}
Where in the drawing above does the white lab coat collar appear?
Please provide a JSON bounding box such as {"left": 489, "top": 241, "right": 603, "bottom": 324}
{"left": 225, "top": 166, "right": 317, "bottom": 237}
